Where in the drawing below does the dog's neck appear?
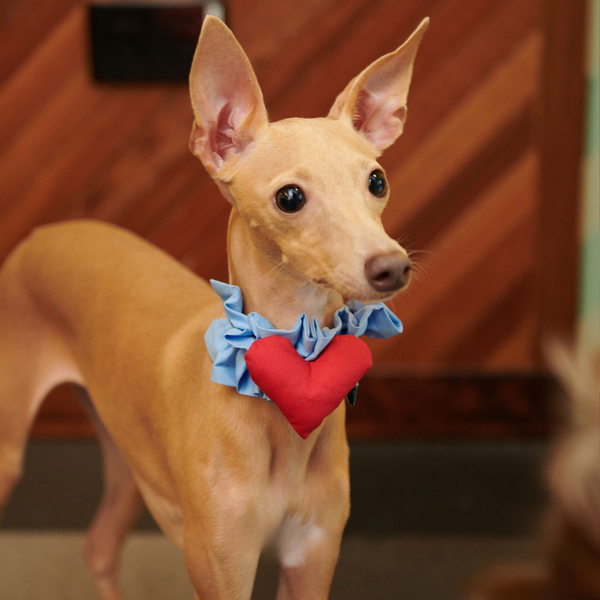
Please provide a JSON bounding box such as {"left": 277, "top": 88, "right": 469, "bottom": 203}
{"left": 226, "top": 209, "right": 344, "bottom": 330}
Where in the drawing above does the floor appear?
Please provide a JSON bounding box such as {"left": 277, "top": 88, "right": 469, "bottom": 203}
{"left": 0, "top": 532, "right": 538, "bottom": 600}
{"left": 0, "top": 440, "right": 547, "bottom": 599}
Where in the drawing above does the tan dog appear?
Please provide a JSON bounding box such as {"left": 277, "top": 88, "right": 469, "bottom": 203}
{"left": 466, "top": 343, "right": 600, "bottom": 600}
{"left": 0, "top": 16, "right": 428, "bottom": 600}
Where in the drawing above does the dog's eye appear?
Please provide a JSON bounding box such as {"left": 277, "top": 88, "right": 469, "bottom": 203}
{"left": 275, "top": 185, "right": 306, "bottom": 213}
{"left": 368, "top": 170, "right": 387, "bottom": 197}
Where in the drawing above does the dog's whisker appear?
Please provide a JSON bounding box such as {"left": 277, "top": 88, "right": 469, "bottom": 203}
{"left": 387, "top": 296, "right": 399, "bottom": 313}
{"left": 411, "top": 273, "right": 425, "bottom": 285}
{"left": 272, "top": 262, "right": 288, "bottom": 281}
{"left": 407, "top": 249, "right": 435, "bottom": 256}
{"left": 407, "top": 257, "right": 428, "bottom": 285}
{"left": 262, "top": 261, "right": 285, "bottom": 281}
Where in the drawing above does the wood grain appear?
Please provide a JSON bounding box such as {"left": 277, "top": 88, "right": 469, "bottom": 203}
{"left": 344, "top": 372, "right": 559, "bottom": 439}
{"left": 536, "top": 0, "right": 586, "bottom": 349}
{"left": 33, "top": 374, "right": 558, "bottom": 440}
{"left": 0, "top": 0, "right": 584, "bottom": 437}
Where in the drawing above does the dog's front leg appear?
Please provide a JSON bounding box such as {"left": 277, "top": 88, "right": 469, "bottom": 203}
{"left": 184, "top": 527, "right": 262, "bottom": 599}
{"left": 182, "top": 491, "right": 264, "bottom": 600}
{"left": 276, "top": 526, "right": 345, "bottom": 600}
{"left": 275, "top": 475, "right": 350, "bottom": 600}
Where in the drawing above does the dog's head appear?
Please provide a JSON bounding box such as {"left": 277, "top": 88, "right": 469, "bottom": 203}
{"left": 189, "top": 16, "right": 428, "bottom": 303}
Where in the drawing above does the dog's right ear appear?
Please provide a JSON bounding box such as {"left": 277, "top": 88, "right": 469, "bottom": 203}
{"left": 189, "top": 17, "right": 268, "bottom": 178}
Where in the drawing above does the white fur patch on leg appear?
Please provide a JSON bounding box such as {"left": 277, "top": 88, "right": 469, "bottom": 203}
{"left": 277, "top": 516, "right": 325, "bottom": 569}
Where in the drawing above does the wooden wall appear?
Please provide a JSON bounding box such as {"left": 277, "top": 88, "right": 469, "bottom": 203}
{"left": 0, "top": 0, "right": 585, "bottom": 438}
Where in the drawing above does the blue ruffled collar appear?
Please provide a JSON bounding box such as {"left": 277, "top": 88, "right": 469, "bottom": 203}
{"left": 205, "top": 279, "right": 402, "bottom": 400}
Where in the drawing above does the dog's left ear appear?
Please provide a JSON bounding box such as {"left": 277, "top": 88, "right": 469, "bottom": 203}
{"left": 328, "top": 18, "right": 429, "bottom": 151}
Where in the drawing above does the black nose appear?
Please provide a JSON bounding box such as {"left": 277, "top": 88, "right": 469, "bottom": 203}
{"left": 365, "top": 252, "right": 411, "bottom": 292}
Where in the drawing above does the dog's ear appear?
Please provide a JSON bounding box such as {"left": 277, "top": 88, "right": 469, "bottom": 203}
{"left": 189, "top": 16, "right": 268, "bottom": 177}
{"left": 328, "top": 18, "right": 429, "bottom": 151}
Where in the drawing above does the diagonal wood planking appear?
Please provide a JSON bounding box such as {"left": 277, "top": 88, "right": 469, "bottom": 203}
{"left": 0, "top": 0, "right": 563, "bottom": 436}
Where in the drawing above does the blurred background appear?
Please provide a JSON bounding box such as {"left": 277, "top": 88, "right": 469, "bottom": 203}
{"left": 0, "top": 0, "right": 597, "bottom": 598}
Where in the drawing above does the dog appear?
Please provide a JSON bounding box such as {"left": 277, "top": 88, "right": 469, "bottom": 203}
{"left": 466, "top": 342, "right": 600, "bottom": 600}
{"left": 0, "top": 16, "right": 428, "bottom": 599}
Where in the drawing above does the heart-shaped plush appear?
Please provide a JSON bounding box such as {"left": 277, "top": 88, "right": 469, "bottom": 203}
{"left": 245, "top": 335, "right": 372, "bottom": 439}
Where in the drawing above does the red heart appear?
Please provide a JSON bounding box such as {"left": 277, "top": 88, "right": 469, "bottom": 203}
{"left": 245, "top": 335, "right": 372, "bottom": 439}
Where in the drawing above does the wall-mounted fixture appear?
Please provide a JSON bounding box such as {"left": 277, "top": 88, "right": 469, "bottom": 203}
{"left": 89, "top": 2, "right": 226, "bottom": 82}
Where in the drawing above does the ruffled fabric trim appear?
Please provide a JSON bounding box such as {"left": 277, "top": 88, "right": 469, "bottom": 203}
{"left": 205, "top": 280, "right": 402, "bottom": 399}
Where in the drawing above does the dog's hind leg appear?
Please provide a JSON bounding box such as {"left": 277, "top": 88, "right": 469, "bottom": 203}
{"left": 0, "top": 285, "right": 79, "bottom": 520}
{"left": 0, "top": 338, "right": 29, "bottom": 520}
{"left": 78, "top": 388, "right": 144, "bottom": 600}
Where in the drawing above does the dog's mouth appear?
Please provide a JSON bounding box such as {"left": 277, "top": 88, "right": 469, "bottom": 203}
{"left": 310, "top": 276, "right": 407, "bottom": 305}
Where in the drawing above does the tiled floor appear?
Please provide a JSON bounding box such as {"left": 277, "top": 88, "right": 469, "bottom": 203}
{"left": 0, "top": 532, "right": 537, "bottom": 600}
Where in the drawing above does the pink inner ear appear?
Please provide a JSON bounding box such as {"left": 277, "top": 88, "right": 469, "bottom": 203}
{"left": 352, "top": 89, "right": 378, "bottom": 132}
{"left": 211, "top": 102, "right": 243, "bottom": 161}
{"left": 352, "top": 88, "right": 405, "bottom": 150}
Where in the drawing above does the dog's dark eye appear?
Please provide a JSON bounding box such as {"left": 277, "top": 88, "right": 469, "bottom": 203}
{"left": 275, "top": 185, "right": 306, "bottom": 213}
{"left": 368, "top": 170, "right": 387, "bottom": 197}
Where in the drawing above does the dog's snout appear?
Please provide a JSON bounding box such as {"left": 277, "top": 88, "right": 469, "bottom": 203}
{"left": 365, "top": 252, "right": 411, "bottom": 292}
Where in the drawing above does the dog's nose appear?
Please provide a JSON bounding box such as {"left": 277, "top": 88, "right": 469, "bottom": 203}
{"left": 365, "top": 252, "right": 411, "bottom": 292}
